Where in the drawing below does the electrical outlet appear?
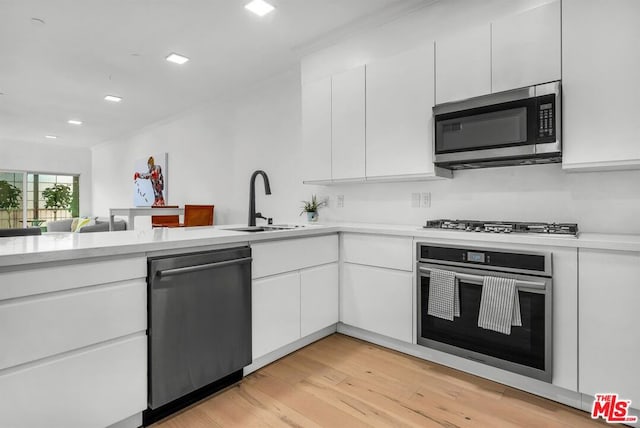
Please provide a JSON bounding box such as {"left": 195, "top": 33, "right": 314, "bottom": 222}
{"left": 421, "top": 192, "right": 431, "bottom": 208}
{"left": 411, "top": 193, "right": 421, "bottom": 208}
{"left": 336, "top": 195, "right": 344, "bottom": 208}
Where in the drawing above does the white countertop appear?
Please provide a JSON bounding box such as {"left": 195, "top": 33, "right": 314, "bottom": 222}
{"left": 1, "top": 222, "right": 638, "bottom": 268}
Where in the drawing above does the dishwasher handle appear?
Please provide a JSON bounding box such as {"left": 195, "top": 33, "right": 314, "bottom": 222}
{"left": 156, "top": 257, "right": 253, "bottom": 279}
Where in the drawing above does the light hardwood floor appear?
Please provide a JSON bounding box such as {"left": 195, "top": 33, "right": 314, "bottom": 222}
{"left": 153, "top": 334, "right": 605, "bottom": 427}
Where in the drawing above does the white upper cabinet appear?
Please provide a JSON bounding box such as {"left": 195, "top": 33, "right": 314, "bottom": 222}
{"left": 301, "top": 76, "right": 332, "bottom": 182}
{"left": 562, "top": 0, "right": 640, "bottom": 170}
{"left": 435, "top": 25, "right": 491, "bottom": 104}
{"left": 331, "top": 66, "right": 366, "bottom": 180}
{"left": 366, "top": 44, "right": 437, "bottom": 178}
{"left": 491, "top": 1, "right": 561, "bottom": 93}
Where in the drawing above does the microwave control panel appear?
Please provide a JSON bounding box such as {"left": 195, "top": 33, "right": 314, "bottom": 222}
{"left": 537, "top": 94, "right": 556, "bottom": 139}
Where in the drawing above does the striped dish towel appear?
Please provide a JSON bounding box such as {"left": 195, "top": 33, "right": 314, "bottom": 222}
{"left": 427, "top": 269, "right": 460, "bottom": 321}
{"left": 477, "top": 276, "right": 522, "bottom": 335}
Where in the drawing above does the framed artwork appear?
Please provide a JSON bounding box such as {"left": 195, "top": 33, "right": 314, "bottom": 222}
{"left": 133, "top": 153, "right": 168, "bottom": 207}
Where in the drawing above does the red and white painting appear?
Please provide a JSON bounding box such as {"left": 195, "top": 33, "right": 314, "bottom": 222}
{"left": 133, "top": 153, "right": 167, "bottom": 207}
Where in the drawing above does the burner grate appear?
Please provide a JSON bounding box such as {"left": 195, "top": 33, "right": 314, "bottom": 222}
{"left": 424, "top": 219, "right": 578, "bottom": 236}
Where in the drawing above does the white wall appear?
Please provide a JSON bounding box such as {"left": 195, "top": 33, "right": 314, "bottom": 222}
{"left": 92, "top": 99, "right": 235, "bottom": 226}
{"left": 92, "top": 68, "right": 321, "bottom": 227}
{"left": 0, "top": 141, "right": 93, "bottom": 216}
{"left": 318, "top": 166, "right": 640, "bottom": 234}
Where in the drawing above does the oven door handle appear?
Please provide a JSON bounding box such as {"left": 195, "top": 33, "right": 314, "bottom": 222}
{"left": 418, "top": 266, "right": 547, "bottom": 290}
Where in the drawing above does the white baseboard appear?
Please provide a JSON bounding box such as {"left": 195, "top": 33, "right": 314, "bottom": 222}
{"left": 244, "top": 324, "right": 337, "bottom": 375}
{"left": 107, "top": 412, "right": 142, "bottom": 428}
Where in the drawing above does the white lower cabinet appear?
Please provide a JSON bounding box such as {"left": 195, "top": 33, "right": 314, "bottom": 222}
{"left": 251, "top": 235, "right": 339, "bottom": 360}
{"left": 340, "top": 233, "right": 414, "bottom": 343}
{"left": 341, "top": 263, "right": 413, "bottom": 343}
{"left": 252, "top": 272, "right": 301, "bottom": 359}
{"left": 0, "top": 256, "right": 147, "bottom": 428}
{"left": 579, "top": 249, "right": 640, "bottom": 405}
{"left": 252, "top": 262, "right": 339, "bottom": 359}
{"left": 301, "top": 263, "right": 339, "bottom": 337}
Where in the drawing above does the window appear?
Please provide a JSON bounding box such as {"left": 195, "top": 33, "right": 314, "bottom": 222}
{"left": 0, "top": 170, "right": 79, "bottom": 229}
{"left": 0, "top": 171, "right": 25, "bottom": 229}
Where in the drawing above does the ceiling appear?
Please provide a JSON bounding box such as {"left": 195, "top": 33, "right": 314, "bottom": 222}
{"left": 0, "top": 0, "right": 431, "bottom": 149}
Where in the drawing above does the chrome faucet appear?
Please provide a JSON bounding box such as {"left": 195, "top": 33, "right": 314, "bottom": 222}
{"left": 248, "top": 170, "right": 271, "bottom": 226}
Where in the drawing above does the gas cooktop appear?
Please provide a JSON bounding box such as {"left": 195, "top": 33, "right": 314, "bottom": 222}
{"left": 423, "top": 219, "right": 578, "bottom": 237}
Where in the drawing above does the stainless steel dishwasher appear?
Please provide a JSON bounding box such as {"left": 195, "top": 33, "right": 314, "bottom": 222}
{"left": 144, "top": 246, "right": 252, "bottom": 426}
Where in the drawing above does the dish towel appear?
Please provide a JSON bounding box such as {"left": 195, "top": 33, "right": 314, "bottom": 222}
{"left": 427, "top": 269, "right": 460, "bottom": 321}
{"left": 477, "top": 276, "right": 522, "bottom": 335}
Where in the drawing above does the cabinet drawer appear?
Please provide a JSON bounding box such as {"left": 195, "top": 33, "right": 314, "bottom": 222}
{"left": 0, "top": 280, "right": 146, "bottom": 370}
{"left": 0, "top": 256, "right": 146, "bottom": 300}
{"left": 252, "top": 234, "right": 338, "bottom": 278}
{"left": 0, "top": 335, "right": 147, "bottom": 428}
{"left": 341, "top": 233, "right": 413, "bottom": 271}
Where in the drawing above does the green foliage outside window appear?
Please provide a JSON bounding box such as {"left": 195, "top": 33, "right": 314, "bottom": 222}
{"left": 42, "top": 184, "right": 72, "bottom": 220}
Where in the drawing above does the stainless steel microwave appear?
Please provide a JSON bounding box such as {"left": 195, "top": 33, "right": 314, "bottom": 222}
{"left": 433, "top": 81, "right": 561, "bottom": 170}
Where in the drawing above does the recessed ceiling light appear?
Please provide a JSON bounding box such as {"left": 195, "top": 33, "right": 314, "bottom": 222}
{"left": 45, "top": 135, "right": 58, "bottom": 139}
{"left": 245, "top": 0, "right": 275, "bottom": 17}
{"left": 166, "top": 53, "right": 189, "bottom": 65}
{"left": 104, "top": 95, "right": 122, "bottom": 103}
{"left": 68, "top": 119, "right": 83, "bottom": 125}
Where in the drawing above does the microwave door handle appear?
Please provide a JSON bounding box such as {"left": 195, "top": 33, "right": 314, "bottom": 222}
{"left": 418, "top": 266, "right": 546, "bottom": 290}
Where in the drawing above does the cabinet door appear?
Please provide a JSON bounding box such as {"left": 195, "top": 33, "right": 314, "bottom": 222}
{"left": 366, "top": 44, "right": 435, "bottom": 177}
{"left": 435, "top": 25, "right": 491, "bottom": 104}
{"left": 562, "top": 0, "right": 640, "bottom": 170}
{"left": 491, "top": 1, "right": 561, "bottom": 92}
{"left": 252, "top": 272, "right": 301, "bottom": 359}
{"left": 300, "top": 263, "right": 339, "bottom": 337}
{"left": 341, "top": 263, "right": 413, "bottom": 343}
{"left": 301, "top": 76, "right": 332, "bottom": 181}
{"left": 579, "top": 249, "right": 640, "bottom": 404}
{"left": 332, "top": 66, "right": 366, "bottom": 180}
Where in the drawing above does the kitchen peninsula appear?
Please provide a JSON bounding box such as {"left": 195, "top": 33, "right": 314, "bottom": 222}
{"left": 0, "top": 224, "right": 638, "bottom": 427}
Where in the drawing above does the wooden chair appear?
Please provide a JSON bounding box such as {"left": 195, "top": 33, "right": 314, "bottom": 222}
{"left": 151, "top": 205, "right": 180, "bottom": 228}
{"left": 184, "top": 205, "right": 214, "bottom": 227}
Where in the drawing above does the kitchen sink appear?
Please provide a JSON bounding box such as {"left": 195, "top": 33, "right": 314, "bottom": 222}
{"left": 227, "top": 224, "right": 306, "bottom": 233}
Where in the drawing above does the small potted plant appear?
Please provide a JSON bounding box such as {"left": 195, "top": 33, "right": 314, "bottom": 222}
{"left": 300, "top": 195, "right": 327, "bottom": 222}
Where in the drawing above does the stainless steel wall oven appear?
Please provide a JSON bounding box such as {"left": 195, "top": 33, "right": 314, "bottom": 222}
{"left": 417, "top": 243, "right": 552, "bottom": 382}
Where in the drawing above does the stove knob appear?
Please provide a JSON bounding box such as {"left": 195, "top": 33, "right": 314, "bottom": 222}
{"left": 475, "top": 227, "right": 482, "bottom": 232}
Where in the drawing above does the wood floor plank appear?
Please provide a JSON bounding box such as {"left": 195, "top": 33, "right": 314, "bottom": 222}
{"left": 152, "top": 334, "right": 603, "bottom": 428}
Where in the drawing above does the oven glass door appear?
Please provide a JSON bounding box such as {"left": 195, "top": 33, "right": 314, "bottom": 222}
{"left": 435, "top": 98, "right": 537, "bottom": 154}
{"left": 419, "top": 268, "right": 547, "bottom": 372}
